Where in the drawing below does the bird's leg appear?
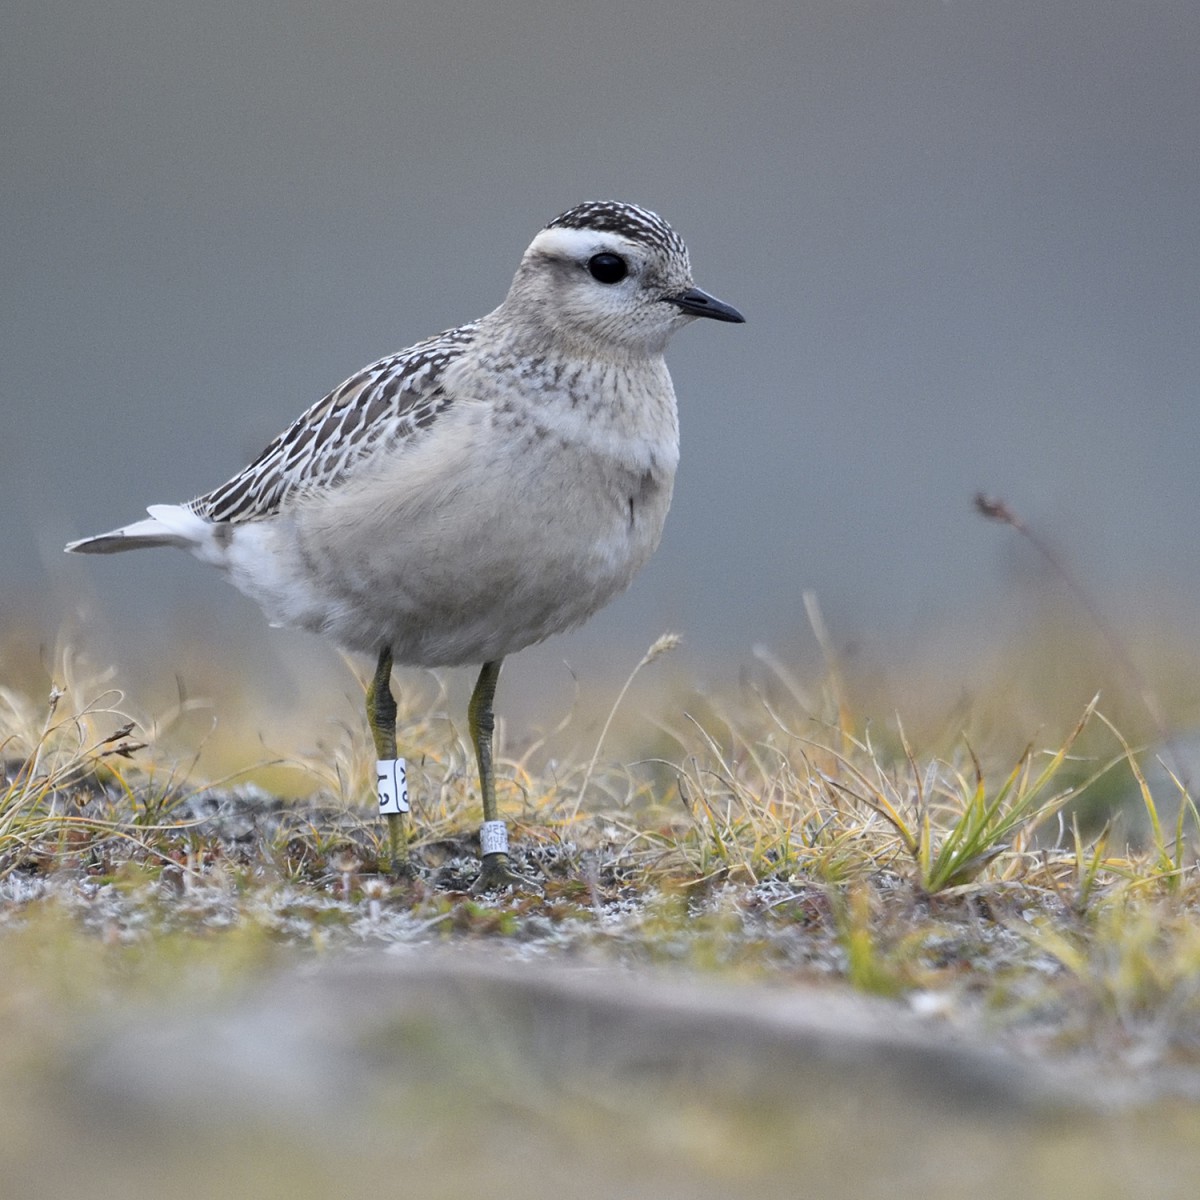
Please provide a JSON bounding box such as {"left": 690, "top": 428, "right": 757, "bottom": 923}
{"left": 468, "top": 659, "right": 538, "bottom": 892}
{"left": 366, "top": 646, "right": 413, "bottom": 876}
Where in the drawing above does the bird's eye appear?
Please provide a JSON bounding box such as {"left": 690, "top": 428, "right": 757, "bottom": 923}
{"left": 587, "top": 253, "right": 628, "bottom": 284}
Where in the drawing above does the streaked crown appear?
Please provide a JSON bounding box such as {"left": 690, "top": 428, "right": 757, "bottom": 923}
{"left": 546, "top": 201, "right": 689, "bottom": 264}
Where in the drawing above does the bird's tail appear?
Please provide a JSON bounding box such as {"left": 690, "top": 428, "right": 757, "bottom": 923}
{"left": 65, "top": 504, "right": 210, "bottom": 555}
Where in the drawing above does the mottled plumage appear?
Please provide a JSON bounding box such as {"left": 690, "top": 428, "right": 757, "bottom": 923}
{"left": 195, "top": 329, "right": 471, "bottom": 525}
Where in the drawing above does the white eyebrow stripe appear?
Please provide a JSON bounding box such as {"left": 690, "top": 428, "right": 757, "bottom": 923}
{"left": 524, "top": 226, "right": 638, "bottom": 262}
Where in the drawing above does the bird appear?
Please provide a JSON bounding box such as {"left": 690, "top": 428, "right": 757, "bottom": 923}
{"left": 66, "top": 200, "right": 744, "bottom": 890}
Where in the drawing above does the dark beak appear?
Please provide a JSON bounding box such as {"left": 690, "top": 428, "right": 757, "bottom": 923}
{"left": 665, "top": 287, "right": 745, "bottom": 323}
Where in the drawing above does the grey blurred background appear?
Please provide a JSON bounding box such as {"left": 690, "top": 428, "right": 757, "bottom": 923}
{"left": 5, "top": 0, "right": 1199, "bottom": 721}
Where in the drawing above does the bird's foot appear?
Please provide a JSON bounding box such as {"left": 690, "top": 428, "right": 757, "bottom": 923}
{"left": 386, "top": 852, "right": 420, "bottom": 881}
{"left": 471, "top": 852, "right": 541, "bottom": 895}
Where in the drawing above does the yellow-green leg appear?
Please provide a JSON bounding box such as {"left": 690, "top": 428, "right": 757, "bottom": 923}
{"left": 366, "top": 646, "right": 411, "bottom": 876}
{"left": 468, "top": 659, "right": 538, "bottom": 892}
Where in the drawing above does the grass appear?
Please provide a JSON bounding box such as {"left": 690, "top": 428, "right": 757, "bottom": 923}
{"left": 0, "top": 631, "right": 1197, "bottom": 1059}
{"left": 2, "top": 627, "right": 1200, "bottom": 1198}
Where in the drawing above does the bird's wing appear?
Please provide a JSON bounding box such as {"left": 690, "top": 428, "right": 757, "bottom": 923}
{"left": 188, "top": 324, "right": 476, "bottom": 524}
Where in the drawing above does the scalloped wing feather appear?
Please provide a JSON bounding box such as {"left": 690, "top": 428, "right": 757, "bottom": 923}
{"left": 188, "top": 323, "right": 476, "bottom": 524}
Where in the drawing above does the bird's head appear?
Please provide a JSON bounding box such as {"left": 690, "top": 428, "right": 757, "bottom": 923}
{"left": 501, "top": 200, "right": 744, "bottom": 358}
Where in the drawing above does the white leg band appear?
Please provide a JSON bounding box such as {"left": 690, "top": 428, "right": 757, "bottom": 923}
{"left": 376, "top": 758, "right": 409, "bottom": 814}
{"left": 480, "top": 820, "right": 508, "bottom": 856}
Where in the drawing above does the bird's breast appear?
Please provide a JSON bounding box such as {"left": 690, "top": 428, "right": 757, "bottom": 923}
{"left": 248, "top": 354, "right": 680, "bottom": 663}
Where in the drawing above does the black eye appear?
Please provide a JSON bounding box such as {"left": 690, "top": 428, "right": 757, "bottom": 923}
{"left": 587, "top": 253, "right": 628, "bottom": 284}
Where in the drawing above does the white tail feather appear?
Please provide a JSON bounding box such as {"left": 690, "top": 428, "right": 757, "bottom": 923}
{"left": 65, "top": 504, "right": 210, "bottom": 555}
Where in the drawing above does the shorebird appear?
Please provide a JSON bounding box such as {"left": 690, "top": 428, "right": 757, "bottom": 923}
{"left": 67, "top": 200, "right": 744, "bottom": 889}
